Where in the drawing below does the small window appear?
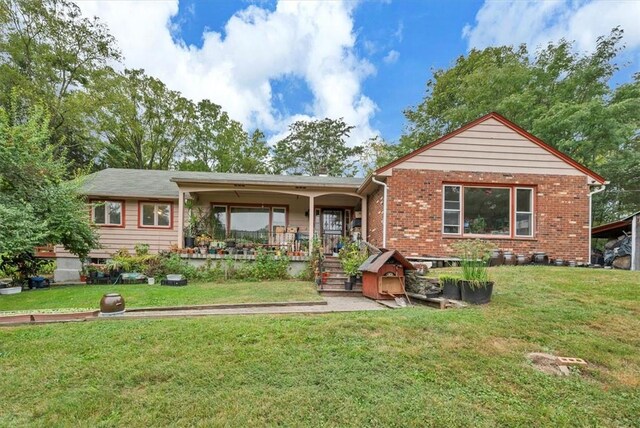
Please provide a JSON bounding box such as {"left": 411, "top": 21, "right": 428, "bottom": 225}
{"left": 93, "top": 201, "right": 123, "bottom": 226}
{"left": 140, "top": 202, "right": 172, "bottom": 228}
{"left": 515, "top": 188, "right": 533, "bottom": 237}
{"left": 443, "top": 185, "right": 461, "bottom": 234}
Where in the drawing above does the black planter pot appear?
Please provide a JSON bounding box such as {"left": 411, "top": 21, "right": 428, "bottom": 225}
{"left": 344, "top": 279, "right": 353, "bottom": 290}
{"left": 184, "top": 236, "right": 195, "bottom": 248}
{"left": 441, "top": 279, "right": 461, "bottom": 300}
{"left": 460, "top": 280, "right": 494, "bottom": 304}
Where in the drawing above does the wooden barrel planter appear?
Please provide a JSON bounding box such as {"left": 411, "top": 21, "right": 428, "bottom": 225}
{"left": 503, "top": 251, "right": 517, "bottom": 266}
{"left": 489, "top": 250, "right": 504, "bottom": 267}
{"left": 532, "top": 252, "right": 549, "bottom": 265}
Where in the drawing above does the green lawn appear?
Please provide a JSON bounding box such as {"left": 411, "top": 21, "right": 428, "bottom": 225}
{"left": 1, "top": 267, "right": 639, "bottom": 426}
{"left": 0, "top": 280, "right": 321, "bottom": 313}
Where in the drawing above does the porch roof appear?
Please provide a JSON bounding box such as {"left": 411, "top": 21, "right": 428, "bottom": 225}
{"left": 80, "top": 168, "right": 364, "bottom": 199}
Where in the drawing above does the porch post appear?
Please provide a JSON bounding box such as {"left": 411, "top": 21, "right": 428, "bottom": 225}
{"left": 360, "top": 195, "right": 367, "bottom": 242}
{"left": 308, "top": 195, "right": 315, "bottom": 256}
{"left": 177, "top": 190, "right": 185, "bottom": 249}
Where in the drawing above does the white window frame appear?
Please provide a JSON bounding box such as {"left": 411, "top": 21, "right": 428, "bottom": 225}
{"left": 140, "top": 202, "right": 172, "bottom": 228}
{"left": 92, "top": 200, "right": 123, "bottom": 226}
{"left": 442, "top": 185, "right": 462, "bottom": 235}
{"left": 515, "top": 188, "right": 534, "bottom": 237}
{"left": 442, "top": 185, "right": 535, "bottom": 238}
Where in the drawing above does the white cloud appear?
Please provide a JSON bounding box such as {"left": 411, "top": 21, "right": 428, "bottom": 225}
{"left": 79, "top": 0, "right": 378, "bottom": 145}
{"left": 463, "top": 0, "right": 640, "bottom": 53}
{"left": 383, "top": 49, "right": 400, "bottom": 64}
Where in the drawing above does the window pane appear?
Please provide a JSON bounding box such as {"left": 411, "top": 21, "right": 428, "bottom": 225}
{"left": 444, "top": 186, "right": 460, "bottom": 202}
{"left": 516, "top": 213, "right": 532, "bottom": 236}
{"left": 516, "top": 189, "right": 532, "bottom": 212}
{"left": 157, "top": 204, "right": 170, "bottom": 226}
{"left": 444, "top": 200, "right": 460, "bottom": 210}
{"left": 211, "top": 206, "right": 227, "bottom": 239}
{"left": 107, "top": 202, "right": 121, "bottom": 225}
{"left": 142, "top": 204, "right": 155, "bottom": 225}
{"left": 444, "top": 210, "right": 459, "bottom": 227}
{"left": 272, "top": 208, "right": 286, "bottom": 228}
{"left": 93, "top": 205, "right": 105, "bottom": 224}
{"left": 444, "top": 225, "right": 460, "bottom": 234}
{"left": 463, "top": 187, "right": 510, "bottom": 235}
{"left": 230, "top": 207, "right": 269, "bottom": 240}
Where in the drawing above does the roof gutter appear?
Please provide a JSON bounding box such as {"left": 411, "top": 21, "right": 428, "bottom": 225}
{"left": 371, "top": 176, "right": 387, "bottom": 248}
{"left": 588, "top": 181, "right": 609, "bottom": 264}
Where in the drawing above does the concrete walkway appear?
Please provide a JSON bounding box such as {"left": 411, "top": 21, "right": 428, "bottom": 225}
{"left": 119, "top": 296, "right": 386, "bottom": 319}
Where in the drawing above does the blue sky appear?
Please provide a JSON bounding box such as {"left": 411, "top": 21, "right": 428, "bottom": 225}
{"left": 81, "top": 0, "right": 639, "bottom": 144}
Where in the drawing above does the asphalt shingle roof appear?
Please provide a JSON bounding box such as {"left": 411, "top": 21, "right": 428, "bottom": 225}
{"left": 80, "top": 168, "right": 364, "bottom": 199}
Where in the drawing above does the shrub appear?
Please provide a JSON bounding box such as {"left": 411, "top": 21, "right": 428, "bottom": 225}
{"left": 249, "top": 250, "right": 290, "bottom": 281}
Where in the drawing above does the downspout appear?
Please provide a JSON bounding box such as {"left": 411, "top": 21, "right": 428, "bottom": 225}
{"left": 371, "top": 176, "right": 387, "bottom": 248}
{"left": 588, "top": 182, "right": 608, "bottom": 264}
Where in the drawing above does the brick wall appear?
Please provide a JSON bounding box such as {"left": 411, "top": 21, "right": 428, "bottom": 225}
{"left": 367, "top": 187, "right": 384, "bottom": 248}
{"left": 369, "top": 169, "right": 591, "bottom": 262}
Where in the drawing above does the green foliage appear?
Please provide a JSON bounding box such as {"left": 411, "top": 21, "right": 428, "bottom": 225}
{"left": 400, "top": 28, "right": 640, "bottom": 221}
{"left": 103, "top": 249, "right": 289, "bottom": 282}
{"left": 451, "top": 240, "right": 495, "bottom": 286}
{"left": 438, "top": 274, "right": 461, "bottom": 283}
{"left": 338, "top": 241, "right": 368, "bottom": 277}
{"left": 95, "top": 69, "right": 195, "bottom": 170}
{"left": 1, "top": 268, "right": 639, "bottom": 426}
{"left": 178, "top": 100, "right": 270, "bottom": 174}
{"left": 248, "top": 250, "right": 290, "bottom": 281}
{"left": 0, "top": 0, "right": 121, "bottom": 171}
{"left": 309, "top": 235, "right": 324, "bottom": 278}
{"left": 272, "top": 117, "right": 362, "bottom": 176}
{"left": 0, "top": 100, "right": 98, "bottom": 269}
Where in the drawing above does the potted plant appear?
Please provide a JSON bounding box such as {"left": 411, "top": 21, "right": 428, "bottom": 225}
{"left": 439, "top": 274, "right": 461, "bottom": 300}
{"left": 452, "top": 240, "right": 495, "bottom": 304}
{"left": 196, "top": 233, "right": 212, "bottom": 252}
{"left": 0, "top": 264, "right": 22, "bottom": 295}
{"left": 338, "top": 241, "right": 368, "bottom": 290}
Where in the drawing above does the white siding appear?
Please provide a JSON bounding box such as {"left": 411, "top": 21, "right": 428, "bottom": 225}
{"left": 392, "top": 118, "right": 585, "bottom": 176}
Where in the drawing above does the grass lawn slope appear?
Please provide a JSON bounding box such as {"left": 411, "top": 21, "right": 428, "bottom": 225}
{"left": 1, "top": 267, "right": 639, "bottom": 426}
{"left": 0, "top": 280, "right": 321, "bottom": 313}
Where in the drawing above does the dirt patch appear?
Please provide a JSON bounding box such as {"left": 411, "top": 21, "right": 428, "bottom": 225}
{"left": 527, "top": 352, "right": 584, "bottom": 376}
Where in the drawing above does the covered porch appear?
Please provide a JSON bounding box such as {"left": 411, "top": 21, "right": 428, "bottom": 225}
{"left": 172, "top": 176, "right": 366, "bottom": 256}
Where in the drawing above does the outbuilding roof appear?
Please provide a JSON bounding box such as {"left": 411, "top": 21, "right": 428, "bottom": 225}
{"left": 79, "top": 168, "right": 364, "bottom": 199}
{"left": 359, "top": 250, "right": 415, "bottom": 273}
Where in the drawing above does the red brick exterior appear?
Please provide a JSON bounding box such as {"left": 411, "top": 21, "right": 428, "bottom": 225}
{"left": 367, "top": 187, "right": 384, "bottom": 248}
{"left": 367, "top": 169, "right": 591, "bottom": 262}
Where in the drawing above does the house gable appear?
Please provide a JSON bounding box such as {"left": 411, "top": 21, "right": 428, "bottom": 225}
{"left": 376, "top": 113, "right": 605, "bottom": 184}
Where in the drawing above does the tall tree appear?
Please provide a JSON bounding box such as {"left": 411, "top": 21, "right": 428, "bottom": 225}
{"left": 0, "top": 0, "right": 121, "bottom": 171}
{"left": 272, "top": 117, "right": 361, "bottom": 176}
{"left": 96, "top": 69, "right": 195, "bottom": 170}
{"left": 178, "top": 100, "right": 270, "bottom": 173}
{"left": 398, "top": 28, "right": 639, "bottom": 222}
{"left": 0, "top": 96, "right": 98, "bottom": 283}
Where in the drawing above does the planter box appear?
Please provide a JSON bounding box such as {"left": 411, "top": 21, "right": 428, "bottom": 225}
{"left": 441, "top": 279, "right": 461, "bottom": 300}
{"left": 460, "top": 280, "right": 494, "bottom": 304}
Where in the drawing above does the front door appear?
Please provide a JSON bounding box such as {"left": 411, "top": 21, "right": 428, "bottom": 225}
{"left": 321, "top": 209, "right": 344, "bottom": 254}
